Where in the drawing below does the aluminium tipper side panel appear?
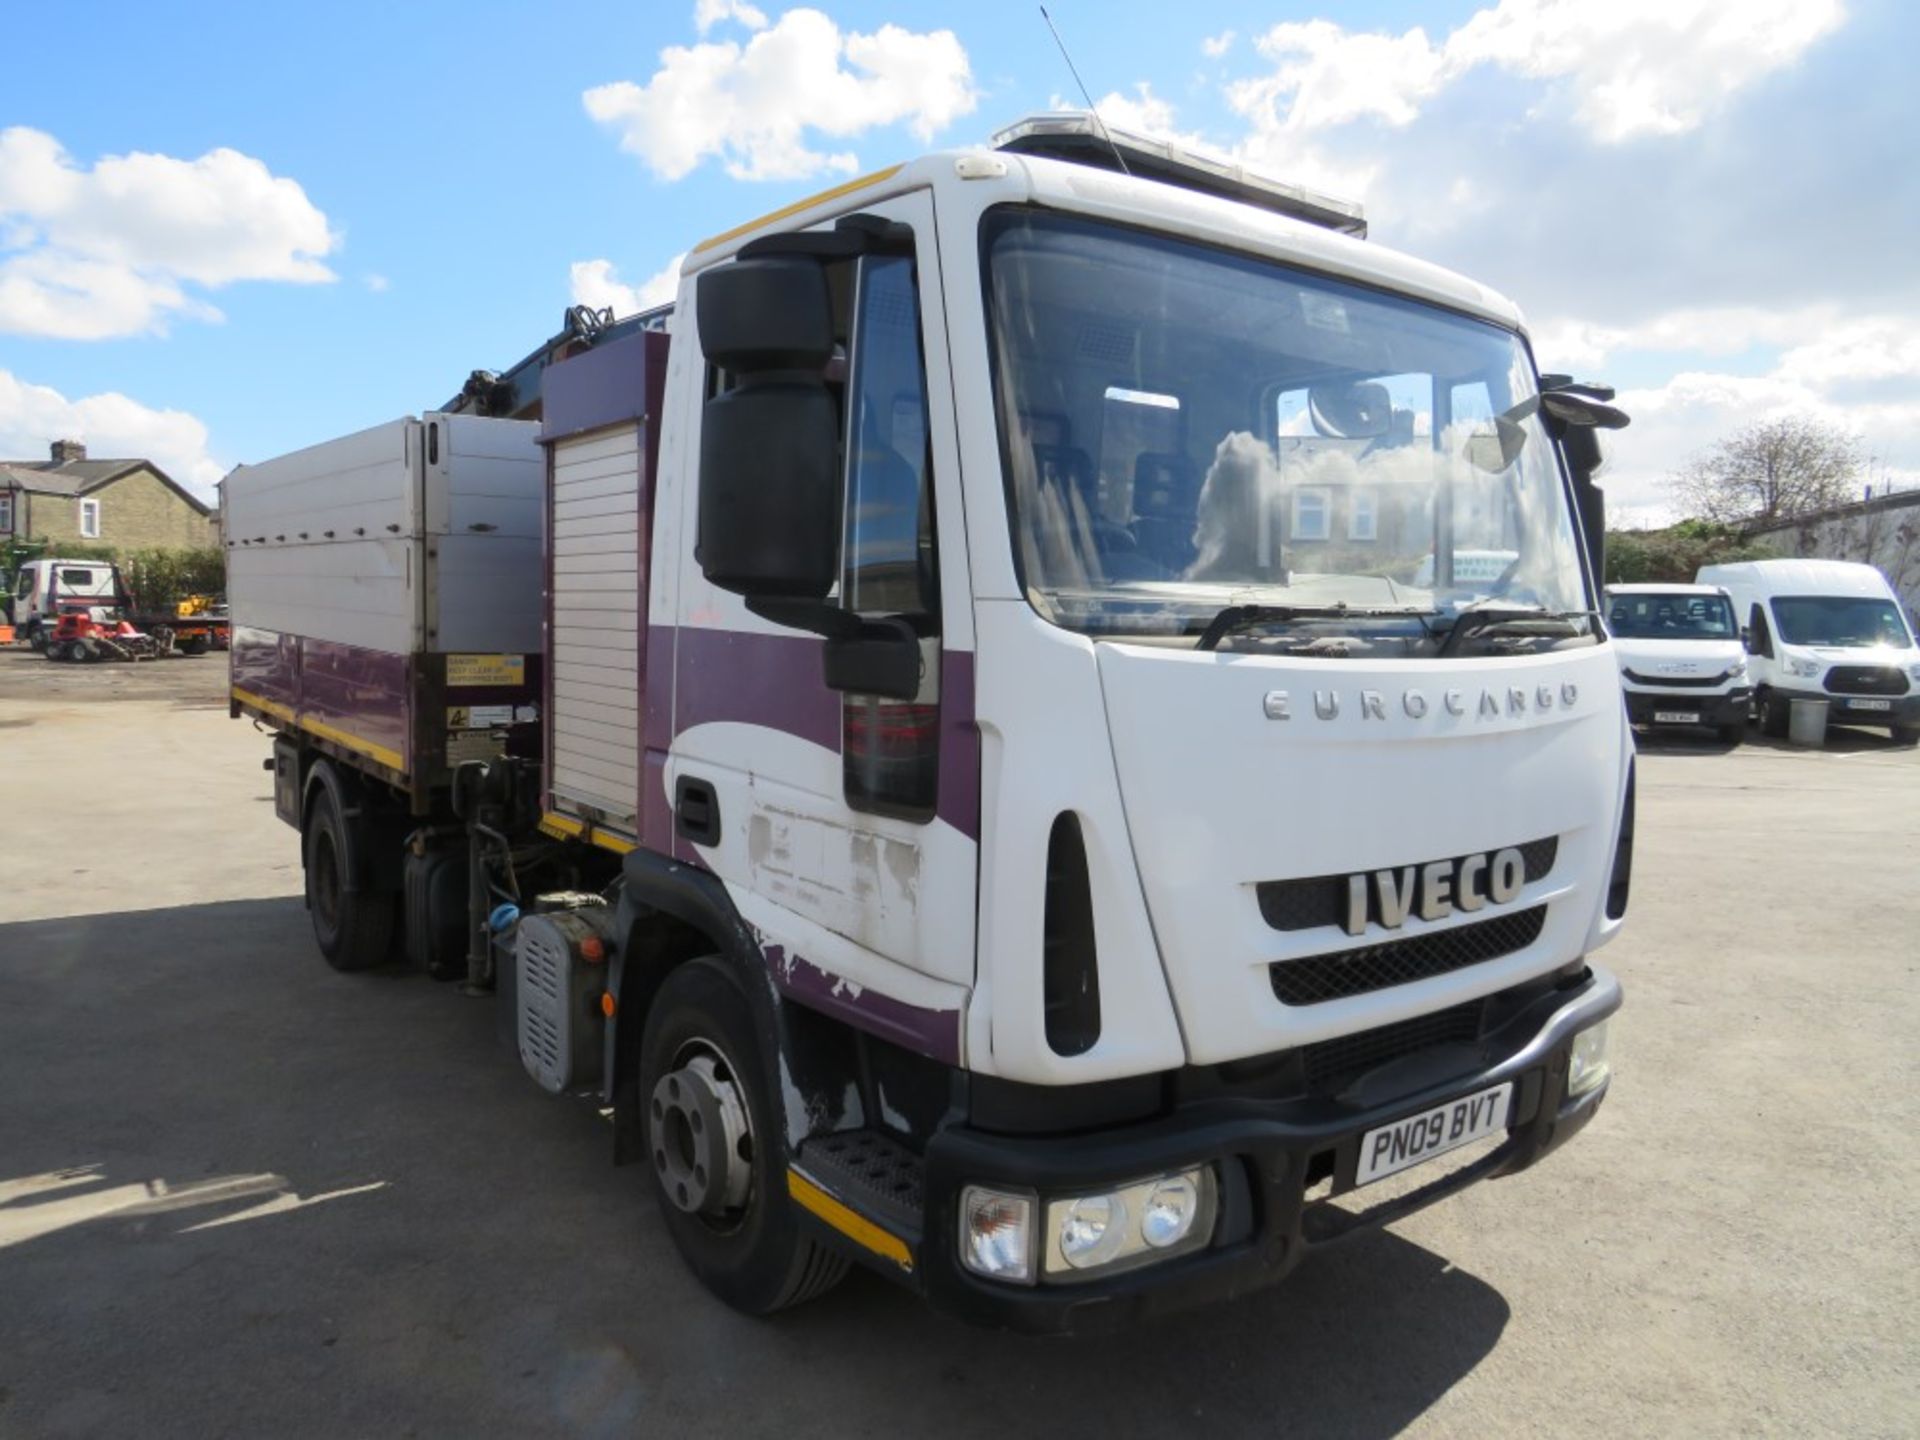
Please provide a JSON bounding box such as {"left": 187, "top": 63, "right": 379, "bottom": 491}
{"left": 423, "top": 413, "right": 545, "bottom": 655}
{"left": 225, "top": 417, "right": 421, "bottom": 654}
{"left": 538, "top": 329, "right": 669, "bottom": 838}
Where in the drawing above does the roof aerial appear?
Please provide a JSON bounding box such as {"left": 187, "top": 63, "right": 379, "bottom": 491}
{"left": 991, "top": 111, "right": 1367, "bottom": 239}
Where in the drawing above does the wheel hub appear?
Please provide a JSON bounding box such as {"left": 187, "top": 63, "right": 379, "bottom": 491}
{"left": 649, "top": 1049, "right": 752, "bottom": 1216}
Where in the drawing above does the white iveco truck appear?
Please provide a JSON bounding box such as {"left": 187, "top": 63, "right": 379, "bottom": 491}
{"left": 228, "top": 114, "right": 1631, "bottom": 1332}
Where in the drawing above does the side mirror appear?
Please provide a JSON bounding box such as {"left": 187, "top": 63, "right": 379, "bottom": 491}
{"left": 695, "top": 257, "right": 842, "bottom": 599}
{"left": 1308, "top": 380, "right": 1391, "bottom": 439}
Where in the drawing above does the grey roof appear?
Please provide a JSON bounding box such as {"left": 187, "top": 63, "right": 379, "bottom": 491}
{"left": 0, "top": 458, "right": 211, "bottom": 515}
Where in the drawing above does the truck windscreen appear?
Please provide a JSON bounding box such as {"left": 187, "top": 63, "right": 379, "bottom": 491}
{"left": 983, "top": 210, "right": 1589, "bottom": 644}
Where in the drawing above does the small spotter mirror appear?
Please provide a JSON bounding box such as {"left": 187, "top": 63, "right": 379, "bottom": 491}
{"left": 1308, "top": 381, "right": 1392, "bottom": 439}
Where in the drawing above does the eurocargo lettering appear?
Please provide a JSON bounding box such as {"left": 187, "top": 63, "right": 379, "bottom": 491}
{"left": 225, "top": 113, "right": 1632, "bottom": 1332}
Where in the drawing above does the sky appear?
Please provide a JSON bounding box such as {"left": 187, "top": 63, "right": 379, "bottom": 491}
{"left": 1, "top": 0, "right": 1913, "bottom": 525}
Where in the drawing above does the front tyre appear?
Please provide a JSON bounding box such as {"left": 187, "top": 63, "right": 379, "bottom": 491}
{"left": 304, "top": 782, "right": 396, "bottom": 971}
{"left": 639, "top": 957, "right": 848, "bottom": 1315}
{"left": 1892, "top": 724, "right": 1920, "bottom": 747}
{"left": 1718, "top": 721, "right": 1745, "bottom": 747}
{"left": 1760, "top": 690, "right": 1790, "bottom": 739}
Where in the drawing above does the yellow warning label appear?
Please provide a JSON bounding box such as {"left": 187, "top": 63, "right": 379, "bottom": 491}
{"left": 447, "top": 654, "right": 524, "bottom": 688}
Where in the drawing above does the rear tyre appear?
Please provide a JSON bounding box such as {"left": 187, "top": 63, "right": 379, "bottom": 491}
{"left": 1760, "top": 691, "right": 1790, "bottom": 738}
{"left": 639, "top": 957, "right": 849, "bottom": 1315}
{"left": 26, "top": 624, "right": 46, "bottom": 653}
{"left": 180, "top": 636, "right": 210, "bottom": 657}
{"left": 305, "top": 784, "right": 397, "bottom": 972}
{"left": 63, "top": 640, "right": 89, "bottom": 664}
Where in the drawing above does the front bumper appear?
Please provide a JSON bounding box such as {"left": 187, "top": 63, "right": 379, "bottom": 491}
{"left": 1622, "top": 685, "right": 1750, "bottom": 728}
{"left": 918, "top": 967, "right": 1621, "bottom": 1333}
{"left": 1769, "top": 685, "right": 1920, "bottom": 727}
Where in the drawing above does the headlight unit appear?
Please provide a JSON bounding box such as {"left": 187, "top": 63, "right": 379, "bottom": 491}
{"left": 1785, "top": 655, "right": 1821, "bottom": 678}
{"left": 959, "top": 1186, "right": 1036, "bottom": 1284}
{"left": 1724, "top": 657, "right": 1748, "bottom": 680}
{"left": 1042, "top": 1167, "right": 1217, "bottom": 1282}
{"left": 1908, "top": 661, "right": 1920, "bottom": 682}
{"left": 1567, "top": 1020, "right": 1612, "bottom": 1099}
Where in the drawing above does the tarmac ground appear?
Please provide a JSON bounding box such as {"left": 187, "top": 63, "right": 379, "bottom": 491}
{"left": 0, "top": 647, "right": 1914, "bottom": 1437}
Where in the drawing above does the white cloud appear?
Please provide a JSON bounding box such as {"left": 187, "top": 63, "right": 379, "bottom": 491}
{"left": 0, "top": 369, "right": 224, "bottom": 497}
{"left": 1201, "top": 30, "right": 1236, "bottom": 59}
{"left": 570, "top": 254, "right": 684, "bottom": 315}
{"left": 583, "top": 8, "right": 977, "bottom": 181}
{"left": 1229, "top": 0, "right": 1845, "bottom": 152}
{"left": 694, "top": 0, "right": 767, "bottom": 33}
{"left": 0, "top": 127, "right": 336, "bottom": 340}
{"left": 363, "top": 273, "right": 390, "bottom": 293}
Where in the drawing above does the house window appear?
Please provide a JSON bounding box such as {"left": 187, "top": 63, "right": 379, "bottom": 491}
{"left": 1291, "top": 487, "right": 1330, "bottom": 541}
{"left": 0, "top": 492, "right": 11, "bottom": 533}
{"left": 79, "top": 497, "right": 101, "bottom": 539}
{"left": 1349, "top": 490, "right": 1377, "bottom": 541}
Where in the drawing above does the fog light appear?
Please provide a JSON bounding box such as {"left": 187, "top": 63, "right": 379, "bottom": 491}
{"left": 1568, "top": 1020, "right": 1611, "bottom": 1099}
{"left": 1141, "top": 1175, "right": 1200, "bottom": 1248}
{"left": 959, "top": 1186, "right": 1035, "bottom": 1284}
{"left": 1042, "top": 1167, "right": 1216, "bottom": 1280}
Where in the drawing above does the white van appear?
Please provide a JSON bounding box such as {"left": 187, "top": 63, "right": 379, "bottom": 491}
{"left": 1696, "top": 558, "right": 1920, "bottom": 744}
{"left": 1603, "top": 583, "right": 1751, "bottom": 743}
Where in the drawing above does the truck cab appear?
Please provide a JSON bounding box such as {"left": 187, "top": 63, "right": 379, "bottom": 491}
{"left": 11, "top": 558, "right": 122, "bottom": 651}
{"left": 1698, "top": 558, "right": 1920, "bottom": 744}
{"left": 1604, "top": 582, "right": 1750, "bottom": 743}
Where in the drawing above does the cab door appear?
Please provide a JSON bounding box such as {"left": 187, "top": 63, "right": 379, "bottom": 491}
{"left": 665, "top": 188, "right": 978, "bottom": 1052}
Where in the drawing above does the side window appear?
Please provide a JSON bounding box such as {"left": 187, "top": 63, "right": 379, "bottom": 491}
{"left": 841, "top": 253, "right": 941, "bottom": 820}
{"left": 1748, "top": 603, "right": 1773, "bottom": 658}
{"left": 0, "top": 493, "right": 12, "bottom": 532}
{"left": 79, "top": 498, "right": 101, "bottom": 539}
{"left": 843, "top": 256, "right": 936, "bottom": 623}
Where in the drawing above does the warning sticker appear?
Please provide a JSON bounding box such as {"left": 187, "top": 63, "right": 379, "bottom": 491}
{"left": 448, "top": 704, "right": 513, "bottom": 730}
{"left": 447, "top": 654, "right": 525, "bottom": 688}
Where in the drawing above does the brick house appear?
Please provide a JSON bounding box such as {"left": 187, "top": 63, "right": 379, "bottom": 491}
{"left": 0, "top": 439, "right": 216, "bottom": 550}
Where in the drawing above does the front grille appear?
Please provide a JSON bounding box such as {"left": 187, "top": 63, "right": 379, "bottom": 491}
{"left": 1270, "top": 905, "right": 1548, "bottom": 1005}
{"left": 1258, "top": 837, "right": 1557, "bottom": 933}
{"left": 1622, "top": 668, "right": 1726, "bottom": 689}
{"left": 1824, "top": 665, "right": 1909, "bottom": 696}
{"left": 1302, "top": 998, "right": 1487, "bottom": 1095}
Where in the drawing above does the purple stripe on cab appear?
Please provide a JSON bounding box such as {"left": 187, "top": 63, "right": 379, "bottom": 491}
{"left": 766, "top": 946, "right": 961, "bottom": 1067}
{"left": 667, "top": 623, "right": 980, "bottom": 839}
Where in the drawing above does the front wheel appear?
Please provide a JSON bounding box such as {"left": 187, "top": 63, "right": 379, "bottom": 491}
{"left": 304, "top": 782, "right": 396, "bottom": 971}
{"left": 1892, "top": 724, "right": 1920, "bottom": 748}
{"left": 26, "top": 624, "right": 46, "bottom": 653}
{"left": 639, "top": 957, "right": 848, "bottom": 1315}
{"left": 1718, "top": 721, "right": 1745, "bottom": 747}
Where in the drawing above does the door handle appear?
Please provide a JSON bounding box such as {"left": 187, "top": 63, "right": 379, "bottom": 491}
{"left": 675, "top": 776, "right": 721, "bottom": 846}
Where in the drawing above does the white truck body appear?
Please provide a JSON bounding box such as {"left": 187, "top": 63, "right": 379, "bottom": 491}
{"left": 1697, "top": 558, "right": 1920, "bottom": 741}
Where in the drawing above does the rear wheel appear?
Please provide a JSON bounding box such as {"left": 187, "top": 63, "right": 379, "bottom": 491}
{"left": 180, "top": 635, "right": 210, "bottom": 657}
{"left": 305, "top": 783, "right": 396, "bottom": 971}
{"left": 63, "top": 640, "right": 90, "bottom": 664}
{"left": 26, "top": 623, "right": 46, "bottom": 653}
{"left": 639, "top": 957, "right": 848, "bottom": 1315}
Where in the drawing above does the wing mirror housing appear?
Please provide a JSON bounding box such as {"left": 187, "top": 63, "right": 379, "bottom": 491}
{"left": 695, "top": 256, "right": 842, "bottom": 599}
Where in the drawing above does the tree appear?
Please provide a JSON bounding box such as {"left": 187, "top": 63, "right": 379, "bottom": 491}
{"left": 1675, "top": 416, "right": 1865, "bottom": 528}
{"left": 1605, "top": 519, "right": 1776, "bottom": 585}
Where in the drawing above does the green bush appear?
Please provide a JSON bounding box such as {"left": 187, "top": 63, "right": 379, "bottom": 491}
{"left": 1605, "top": 521, "right": 1777, "bottom": 585}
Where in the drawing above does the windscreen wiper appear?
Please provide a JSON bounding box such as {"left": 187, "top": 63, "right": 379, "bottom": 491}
{"left": 1434, "top": 607, "right": 1598, "bottom": 658}
{"left": 1194, "top": 604, "right": 1427, "bottom": 652}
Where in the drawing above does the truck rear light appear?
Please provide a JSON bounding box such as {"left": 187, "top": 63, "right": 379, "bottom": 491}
{"left": 1042, "top": 813, "right": 1102, "bottom": 1056}
{"left": 1605, "top": 762, "right": 1634, "bottom": 921}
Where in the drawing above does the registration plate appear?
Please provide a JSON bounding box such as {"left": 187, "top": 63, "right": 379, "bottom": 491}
{"left": 1653, "top": 710, "right": 1698, "bottom": 724}
{"left": 1847, "top": 698, "right": 1891, "bottom": 711}
{"left": 1356, "top": 1083, "right": 1513, "bottom": 1186}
